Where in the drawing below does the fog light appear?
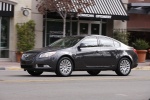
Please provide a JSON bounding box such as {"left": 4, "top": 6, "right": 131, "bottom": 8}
{"left": 43, "top": 65, "right": 51, "bottom": 68}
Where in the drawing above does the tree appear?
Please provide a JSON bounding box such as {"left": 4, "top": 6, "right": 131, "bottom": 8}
{"left": 37, "top": 0, "right": 95, "bottom": 37}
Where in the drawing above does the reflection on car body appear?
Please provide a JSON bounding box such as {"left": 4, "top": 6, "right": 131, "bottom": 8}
{"left": 21, "top": 35, "right": 138, "bottom": 77}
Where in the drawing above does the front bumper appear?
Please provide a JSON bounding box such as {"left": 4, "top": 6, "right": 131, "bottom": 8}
{"left": 21, "top": 53, "right": 57, "bottom": 71}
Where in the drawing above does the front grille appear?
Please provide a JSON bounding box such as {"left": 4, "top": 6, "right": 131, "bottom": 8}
{"left": 22, "top": 53, "right": 37, "bottom": 61}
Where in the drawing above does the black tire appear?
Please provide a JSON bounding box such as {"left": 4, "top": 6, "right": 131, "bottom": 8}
{"left": 55, "top": 57, "right": 73, "bottom": 77}
{"left": 27, "top": 70, "right": 43, "bottom": 76}
{"left": 87, "top": 70, "right": 101, "bottom": 76}
{"left": 115, "top": 58, "right": 131, "bottom": 76}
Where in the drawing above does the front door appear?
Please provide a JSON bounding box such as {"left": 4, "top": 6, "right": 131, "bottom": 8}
{"left": 76, "top": 37, "right": 101, "bottom": 68}
{"left": 91, "top": 24, "right": 100, "bottom": 35}
{"left": 0, "top": 17, "right": 10, "bottom": 58}
{"left": 79, "top": 21, "right": 101, "bottom": 35}
{"left": 79, "top": 23, "right": 89, "bottom": 35}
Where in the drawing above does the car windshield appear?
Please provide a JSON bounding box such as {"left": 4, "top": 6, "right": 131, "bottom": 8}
{"left": 49, "top": 37, "right": 83, "bottom": 48}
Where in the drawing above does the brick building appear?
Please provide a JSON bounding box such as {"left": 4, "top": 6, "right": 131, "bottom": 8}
{"left": 128, "top": 0, "right": 150, "bottom": 45}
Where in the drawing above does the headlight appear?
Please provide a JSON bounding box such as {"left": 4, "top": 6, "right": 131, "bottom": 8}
{"left": 39, "top": 52, "right": 56, "bottom": 58}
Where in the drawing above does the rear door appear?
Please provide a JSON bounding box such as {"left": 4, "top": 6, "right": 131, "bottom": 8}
{"left": 98, "top": 37, "right": 118, "bottom": 67}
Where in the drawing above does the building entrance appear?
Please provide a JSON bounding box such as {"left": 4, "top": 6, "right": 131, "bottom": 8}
{"left": 78, "top": 21, "right": 102, "bottom": 35}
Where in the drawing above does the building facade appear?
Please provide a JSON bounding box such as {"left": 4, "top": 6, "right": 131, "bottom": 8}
{"left": 0, "top": 0, "right": 128, "bottom": 62}
{"left": 128, "top": 0, "right": 150, "bottom": 44}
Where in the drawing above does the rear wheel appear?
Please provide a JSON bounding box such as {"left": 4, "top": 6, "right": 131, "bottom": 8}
{"left": 55, "top": 57, "right": 73, "bottom": 77}
{"left": 115, "top": 58, "right": 131, "bottom": 76}
{"left": 87, "top": 70, "right": 101, "bottom": 76}
{"left": 27, "top": 70, "right": 43, "bottom": 76}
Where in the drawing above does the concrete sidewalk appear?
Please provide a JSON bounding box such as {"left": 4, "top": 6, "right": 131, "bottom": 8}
{"left": 0, "top": 60, "right": 150, "bottom": 71}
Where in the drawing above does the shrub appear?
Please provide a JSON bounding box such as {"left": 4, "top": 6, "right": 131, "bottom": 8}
{"left": 113, "top": 30, "right": 129, "bottom": 45}
{"left": 16, "top": 20, "right": 35, "bottom": 52}
{"left": 132, "top": 39, "right": 149, "bottom": 50}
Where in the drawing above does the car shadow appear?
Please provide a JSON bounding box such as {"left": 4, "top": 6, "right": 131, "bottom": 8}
{"left": 9, "top": 74, "right": 118, "bottom": 78}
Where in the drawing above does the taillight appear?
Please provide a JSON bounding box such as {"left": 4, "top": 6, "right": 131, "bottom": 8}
{"left": 133, "top": 49, "right": 137, "bottom": 54}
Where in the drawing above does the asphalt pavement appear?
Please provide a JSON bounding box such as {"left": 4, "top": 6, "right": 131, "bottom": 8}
{"left": 0, "top": 60, "right": 150, "bottom": 71}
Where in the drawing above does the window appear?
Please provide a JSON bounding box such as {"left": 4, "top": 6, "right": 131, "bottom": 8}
{"left": 0, "top": 17, "right": 10, "bottom": 58}
{"left": 81, "top": 37, "right": 98, "bottom": 47}
{"left": 100, "top": 38, "right": 114, "bottom": 47}
{"left": 114, "top": 40, "right": 120, "bottom": 47}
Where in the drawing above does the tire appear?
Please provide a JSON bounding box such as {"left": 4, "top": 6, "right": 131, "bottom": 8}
{"left": 27, "top": 70, "right": 43, "bottom": 76}
{"left": 55, "top": 57, "right": 73, "bottom": 77}
{"left": 115, "top": 58, "right": 131, "bottom": 76}
{"left": 87, "top": 70, "right": 101, "bottom": 76}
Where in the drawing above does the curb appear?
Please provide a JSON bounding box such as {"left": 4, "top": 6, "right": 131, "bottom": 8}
{"left": 6, "top": 67, "right": 22, "bottom": 71}
{"left": 0, "top": 67, "right": 22, "bottom": 71}
{"left": 133, "top": 66, "right": 150, "bottom": 70}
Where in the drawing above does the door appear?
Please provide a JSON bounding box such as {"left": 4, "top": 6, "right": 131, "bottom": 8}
{"left": 79, "top": 22, "right": 101, "bottom": 35}
{"left": 76, "top": 37, "right": 101, "bottom": 68}
{"left": 99, "top": 37, "right": 117, "bottom": 67}
{"left": 79, "top": 23, "right": 89, "bottom": 35}
{"left": 91, "top": 24, "right": 100, "bottom": 35}
{"left": 0, "top": 17, "right": 10, "bottom": 58}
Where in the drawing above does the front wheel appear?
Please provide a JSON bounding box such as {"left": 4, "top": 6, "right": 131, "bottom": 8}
{"left": 115, "top": 58, "right": 131, "bottom": 76}
{"left": 87, "top": 70, "right": 101, "bottom": 76}
{"left": 55, "top": 57, "right": 73, "bottom": 77}
{"left": 27, "top": 70, "right": 43, "bottom": 76}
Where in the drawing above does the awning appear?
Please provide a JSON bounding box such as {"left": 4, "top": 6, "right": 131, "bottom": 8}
{"left": 75, "top": 0, "right": 128, "bottom": 20}
{"left": 128, "top": 3, "right": 150, "bottom": 14}
{"left": 0, "top": 0, "right": 16, "bottom": 17}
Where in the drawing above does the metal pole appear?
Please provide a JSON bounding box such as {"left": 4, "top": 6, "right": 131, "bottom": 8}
{"left": 0, "top": 17, "right": 2, "bottom": 57}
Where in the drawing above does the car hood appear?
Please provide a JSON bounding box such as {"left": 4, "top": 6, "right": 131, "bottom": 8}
{"left": 25, "top": 46, "right": 67, "bottom": 53}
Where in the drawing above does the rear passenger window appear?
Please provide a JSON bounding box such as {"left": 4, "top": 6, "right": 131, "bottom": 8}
{"left": 114, "top": 41, "right": 120, "bottom": 47}
{"left": 100, "top": 38, "right": 114, "bottom": 47}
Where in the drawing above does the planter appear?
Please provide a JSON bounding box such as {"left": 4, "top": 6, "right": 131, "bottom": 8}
{"left": 16, "top": 52, "right": 23, "bottom": 63}
{"left": 137, "top": 50, "right": 147, "bottom": 63}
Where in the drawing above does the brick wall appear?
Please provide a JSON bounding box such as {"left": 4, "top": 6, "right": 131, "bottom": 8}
{"left": 128, "top": 14, "right": 150, "bottom": 29}
{"left": 128, "top": 0, "right": 150, "bottom": 29}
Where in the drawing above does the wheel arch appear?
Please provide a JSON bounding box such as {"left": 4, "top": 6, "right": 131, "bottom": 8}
{"left": 57, "top": 55, "right": 75, "bottom": 70}
{"left": 117, "top": 56, "right": 133, "bottom": 68}
{"left": 116, "top": 55, "right": 132, "bottom": 69}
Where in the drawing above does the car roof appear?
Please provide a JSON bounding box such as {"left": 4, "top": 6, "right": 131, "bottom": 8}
{"left": 70, "top": 35, "right": 105, "bottom": 38}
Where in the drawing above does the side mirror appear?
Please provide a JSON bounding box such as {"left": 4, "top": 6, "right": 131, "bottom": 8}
{"left": 77, "top": 43, "right": 86, "bottom": 51}
{"left": 80, "top": 43, "right": 86, "bottom": 47}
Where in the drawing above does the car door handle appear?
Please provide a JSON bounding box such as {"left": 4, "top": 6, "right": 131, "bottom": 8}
{"left": 95, "top": 51, "right": 99, "bottom": 53}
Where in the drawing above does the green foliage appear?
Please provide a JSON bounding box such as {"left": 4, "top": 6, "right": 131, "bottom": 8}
{"left": 132, "top": 39, "right": 149, "bottom": 50}
{"left": 16, "top": 20, "right": 35, "bottom": 52}
{"left": 113, "top": 30, "right": 129, "bottom": 45}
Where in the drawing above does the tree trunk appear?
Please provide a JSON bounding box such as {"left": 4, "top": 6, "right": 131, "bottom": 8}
{"left": 63, "top": 18, "right": 66, "bottom": 37}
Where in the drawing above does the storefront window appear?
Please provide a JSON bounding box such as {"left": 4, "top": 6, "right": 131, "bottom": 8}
{"left": 46, "top": 20, "right": 78, "bottom": 46}
{"left": 0, "top": 17, "right": 10, "bottom": 58}
{"left": 72, "top": 22, "right": 77, "bottom": 35}
{"left": 102, "top": 23, "right": 106, "bottom": 36}
{"left": 46, "top": 21, "right": 63, "bottom": 45}
{"left": 61, "top": 22, "right": 77, "bottom": 36}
